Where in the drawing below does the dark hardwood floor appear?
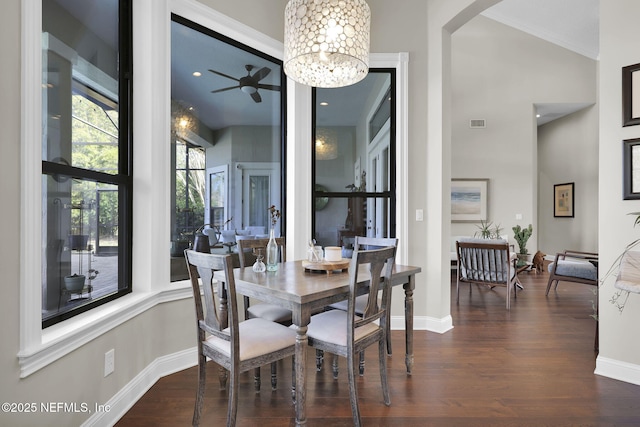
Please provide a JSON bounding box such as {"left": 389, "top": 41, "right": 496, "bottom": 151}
{"left": 116, "top": 266, "right": 640, "bottom": 426}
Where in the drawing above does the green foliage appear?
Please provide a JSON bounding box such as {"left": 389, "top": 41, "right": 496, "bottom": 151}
{"left": 512, "top": 224, "right": 533, "bottom": 254}
{"left": 474, "top": 220, "right": 503, "bottom": 239}
{"left": 62, "top": 96, "right": 122, "bottom": 244}
{"left": 173, "top": 143, "right": 205, "bottom": 239}
{"left": 474, "top": 220, "right": 493, "bottom": 238}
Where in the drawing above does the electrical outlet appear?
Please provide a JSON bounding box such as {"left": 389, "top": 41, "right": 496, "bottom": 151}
{"left": 104, "top": 349, "right": 115, "bottom": 377}
{"left": 515, "top": 213, "right": 523, "bottom": 220}
{"left": 416, "top": 209, "right": 424, "bottom": 221}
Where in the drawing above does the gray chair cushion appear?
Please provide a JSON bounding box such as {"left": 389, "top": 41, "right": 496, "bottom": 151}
{"left": 305, "top": 310, "right": 379, "bottom": 347}
{"left": 247, "top": 304, "right": 292, "bottom": 324}
{"left": 329, "top": 294, "right": 369, "bottom": 313}
{"left": 204, "top": 318, "right": 296, "bottom": 361}
{"left": 548, "top": 260, "right": 597, "bottom": 281}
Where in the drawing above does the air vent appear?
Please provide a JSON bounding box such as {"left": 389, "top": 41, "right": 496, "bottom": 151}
{"left": 469, "top": 119, "right": 486, "bottom": 128}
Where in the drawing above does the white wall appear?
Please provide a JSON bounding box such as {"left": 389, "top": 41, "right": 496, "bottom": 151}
{"left": 538, "top": 106, "right": 599, "bottom": 256}
{"left": 450, "top": 15, "right": 598, "bottom": 255}
{"left": 596, "top": 0, "right": 640, "bottom": 382}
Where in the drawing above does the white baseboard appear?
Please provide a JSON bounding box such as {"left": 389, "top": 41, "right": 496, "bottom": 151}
{"left": 391, "top": 315, "right": 453, "bottom": 334}
{"left": 82, "top": 347, "right": 198, "bottom": 427}
{"left": 595, "top": 355, "right": 640, "bottom": 386}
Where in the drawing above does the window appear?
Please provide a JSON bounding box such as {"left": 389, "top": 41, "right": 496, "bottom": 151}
{"left": 172, "top": 141, "right": 205, "bottom": 247}
{"left": 313, "top": 70, "right": 396, "bottom": 249}
{"left": 41, "top": 0, "right": 132, "bottom": 327}
{"left": 170, "top": 16, "right": 285, "bottom": 280}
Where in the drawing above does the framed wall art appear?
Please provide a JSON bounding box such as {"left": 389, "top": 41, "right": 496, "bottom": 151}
{"left": 623, "top": 62, "right": 640, "bottom": 127}
{"left": 554, "top": 182, "right": 574, "bottom": 218}
{"left": 451, "top": 179, "right": 488, "bottom": 222}
{"left": 623, "top": 138, "right": 640, "bottom": 200}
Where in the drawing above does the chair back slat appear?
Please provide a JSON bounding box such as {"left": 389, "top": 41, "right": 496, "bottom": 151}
{"left": 354, "top": 236, "right": 398, "bottom": 251}
{"left": 185, "top": 250, "right": 239, "bottom": 348}
{"left": 348, "top": 243, "right": 396, "bottom": 340}
{"left": 352, "top": 236, "right": 398, "bottom": 319}
{"left": 237, "top": 237, "right": 286, "bottom": 267}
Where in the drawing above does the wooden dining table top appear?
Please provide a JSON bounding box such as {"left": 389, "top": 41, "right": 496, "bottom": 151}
{"left": 229, "top": 260, "right": 421, "bottom": 312}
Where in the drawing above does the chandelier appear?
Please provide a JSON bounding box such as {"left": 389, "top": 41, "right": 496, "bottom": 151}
{"left": 315, "top": 127, "right": 338, "bottom": 160}
{"left": 283, "top": 0, "right": 371, "bottom": 88}
{"left": 171, "top": 100, "right": 198, "bottom": 140}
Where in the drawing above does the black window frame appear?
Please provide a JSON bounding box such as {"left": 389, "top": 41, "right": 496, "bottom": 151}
{"left": 311, "top": 68, "right": 397, "bottom": 241}
{"left": 42, "top": 0, "right": 133, "bottom": 328}
{"left": 170, "top": 14, "right": 288, "bottom": 249}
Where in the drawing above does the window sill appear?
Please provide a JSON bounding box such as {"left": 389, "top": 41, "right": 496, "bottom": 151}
{"left": 18, "top": 281, "right": 192, "bottom": 378}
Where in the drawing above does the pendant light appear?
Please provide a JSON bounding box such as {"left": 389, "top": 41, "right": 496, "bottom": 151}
{"left": 284, "top": 0, "right": 371, "bottom": 88}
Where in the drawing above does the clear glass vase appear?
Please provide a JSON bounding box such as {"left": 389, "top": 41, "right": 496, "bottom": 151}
{"left": 266, "top": 227, "right": 278, "bottom": 271}
{"left": 252, "top": 254, "right": 266, "bottom": 273}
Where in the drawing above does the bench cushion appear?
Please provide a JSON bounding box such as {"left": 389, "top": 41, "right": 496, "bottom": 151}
{"left": 549, "top": 260, "right": 597, "bottom": 281}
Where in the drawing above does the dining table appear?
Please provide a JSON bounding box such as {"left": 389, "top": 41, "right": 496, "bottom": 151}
{"left": 217, "top": 259, "right": 421, "bottom": 426}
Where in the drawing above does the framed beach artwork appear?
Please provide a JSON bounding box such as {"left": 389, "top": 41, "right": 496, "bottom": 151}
{"left": 451, "top": 179, "right": 488, "bottom": 222}
{"left": 553, "top": 182, "right": 574, "bottom": 218}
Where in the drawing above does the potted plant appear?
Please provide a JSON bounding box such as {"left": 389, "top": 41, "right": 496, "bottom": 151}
{"left": 475, "top": 220, "right": 493, "bottom": 239}
{"left": 512, "top": 224, "right": 533, "bottom": 266}
{"left": 474, "top": 220, "right": 503, "bottom": 239}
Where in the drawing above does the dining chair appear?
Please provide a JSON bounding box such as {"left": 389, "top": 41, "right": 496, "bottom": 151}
{"left": 321, "top": 236, "right": 398, "bottom": 376}
{"left": 237, "top": 237, "right": 291, "bottom": 322}
{"left": 237, "top": 237, "right": 292, "bottom": 390}
{"left": 184, "top": 250, "right": 296, "bottom": 427}
{"left": 306, "top": 245, "right": 397, "bottom": 427}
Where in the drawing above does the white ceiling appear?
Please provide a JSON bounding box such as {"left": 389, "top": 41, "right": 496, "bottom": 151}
{"left": 482, "top": 0, "right": 599, "bottom": 125}
{"left": 482, "top": 0, "right": 599, "bottom": 60}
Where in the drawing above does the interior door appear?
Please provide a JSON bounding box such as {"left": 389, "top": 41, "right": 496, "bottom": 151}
{"left": 239, "top": 163, "right": 281, "bottom": 235}
{"left": 206, "top": 164, "right": 228, "bottom": 228}
{"left": 368, "top": 122, "right": 390, "bottom": 238}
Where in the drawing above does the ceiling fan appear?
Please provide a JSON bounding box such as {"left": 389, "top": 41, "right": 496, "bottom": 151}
{"left": 209, "top": 65, "right": 280, "bottom": 103}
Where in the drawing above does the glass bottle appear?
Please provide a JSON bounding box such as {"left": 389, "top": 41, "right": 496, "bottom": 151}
{"left": 266, "top": 227, "right": 278, "bottom": 271}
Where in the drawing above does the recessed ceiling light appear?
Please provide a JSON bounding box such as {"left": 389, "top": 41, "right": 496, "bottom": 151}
{"left": 192, "top": 71, "right": 202, "bottom": 77}
{"left": 320, "top": 102, "right": 329, "bottom": 106}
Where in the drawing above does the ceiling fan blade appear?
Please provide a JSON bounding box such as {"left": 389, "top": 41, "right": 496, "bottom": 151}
{"left": 208, "top": 69, "right": 240, "bottom": 82}
{"left": 257, "top": 84, "right": 281, "bottom": 92}
{"left": 250, "top": 91, "right": 262, "bottom": 103}
{"left": 211, "top": 86, "right": 240, "bottom": 93}
{"left": 251, "top": 67, "right": 271, "bottom": 82}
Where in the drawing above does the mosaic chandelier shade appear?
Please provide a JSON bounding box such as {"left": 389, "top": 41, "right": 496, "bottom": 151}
{"left": 283, "top": 0, "right": 370, "bottom": 88}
